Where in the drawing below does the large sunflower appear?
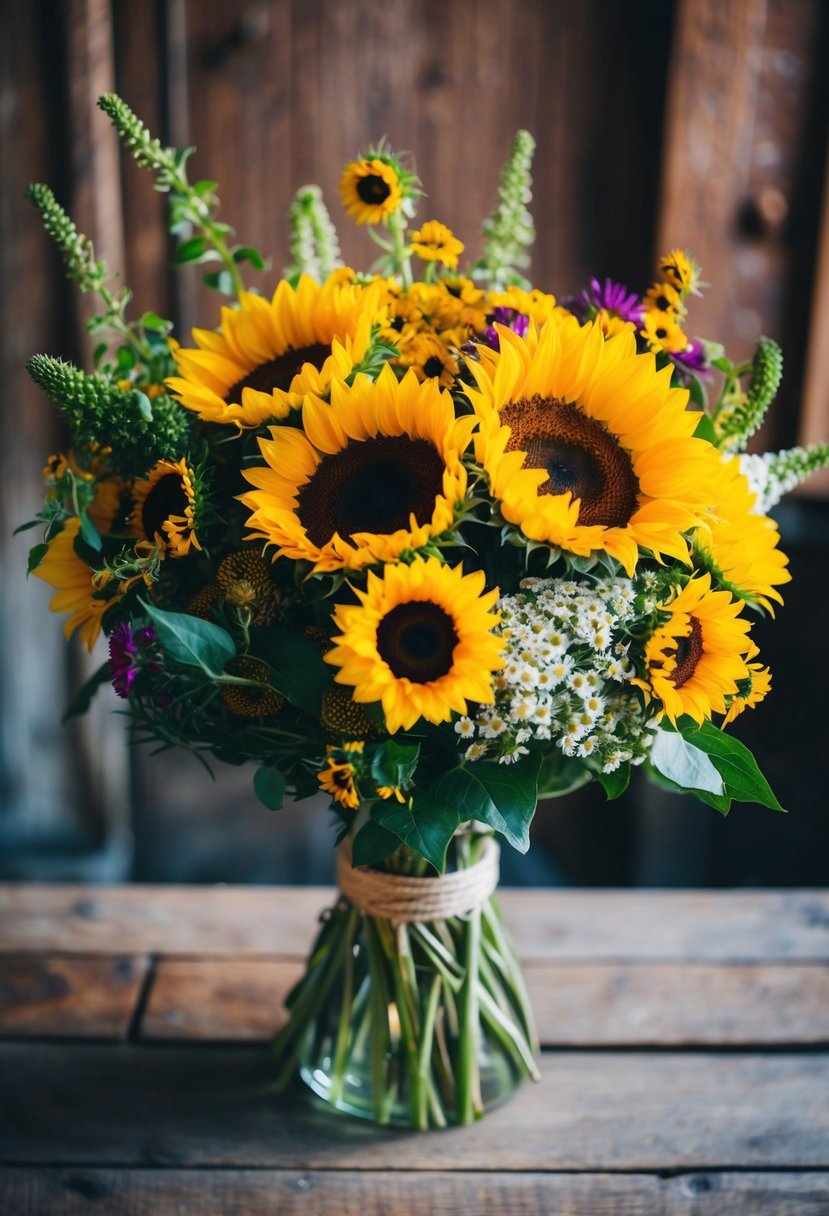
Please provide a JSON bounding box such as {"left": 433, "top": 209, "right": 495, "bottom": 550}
{"left": 166, "top": 273, "right": 383, "bottom": 427}
{"left": 464, "top": 317, "right": 722, "bottom": 574}
{"left": 326, "top": 558, "right": 505, "bottom": 733}
{"left": 696, "top": 456, "right": 790, "bottom": 613}
{"left": 240, "top": 365, "right": 475, "bottom": 573}
{"left": 131, "top": 458, "right": 201, "bottom": 558}
{"left": 32, "top": 518, "right": 122, "bottom": 651}
{"left": 642, "top": 574, "right": 753, "bottom": 725}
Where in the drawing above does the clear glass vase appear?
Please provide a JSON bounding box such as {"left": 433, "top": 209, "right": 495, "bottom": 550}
{"left": 272, "top": 832, "right": 539, "bottom": 1129}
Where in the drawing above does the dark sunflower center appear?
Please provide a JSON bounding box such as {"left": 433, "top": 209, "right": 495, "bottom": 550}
{"left": 376, "top": 601, "right": 459, "bottom": 683}
{"left": 297, "top": 435, "right": 445, "bottom": 545}
{"left": 226, "top": 344, "right": 331, "bottom": 403}
{"left": 500, "top": 396, "right": 639, "bottom": 528}
{"left": 332, "top": 768, "right": 354, "bottom": 789}
{"left": 356, "top": 174, "right": 391, "bottom": 205}
{"left": 423, "top": 356, "right": 445, "bottom": 379}
{"left": 668, "top": 616, "right": 703, "bottom": 688}
{"left": 653, "top": 293, "right": 672, "bottom": 313}
{"left": 142, "top": 474, "right": 188, "bottom": 541}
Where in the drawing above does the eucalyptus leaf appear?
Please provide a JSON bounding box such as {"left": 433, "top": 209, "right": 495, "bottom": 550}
{"left": 141, "top": 599, "right": 236, "bottom": 676}
{"left": 253, "top": 766, "right": 287, "bottom": 811}
{"left": 649, "top": 728, "right": 725, "bottom": 796}
{"left": 431, "top": 751, "right": 542, "bottom": 853}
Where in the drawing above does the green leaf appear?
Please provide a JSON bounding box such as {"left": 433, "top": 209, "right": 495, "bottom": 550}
{"left": 232, "top": 245, "right": 266, "bottom": 269}
{"left": 62, "top": 662, "right": 111, "bottom": 722}
{"left": 352, "top": 818, "right": 402, "bottom": 867}
{"left": 139, "top": 311, "right": 170, "bottom": 331}
{"left": 131, "top": 390, "right": 153, "bottom": 422}
{"left": 252, "top": 624, "right": 330, "bottom": 716}
{"left": 431, "top": 751, "right": 542, "bottom": 853}
{"left": 370, "top": 740, "right": 420, "bottom": 790}
{"left": 686, "top": 377, "right": 707, "bottom": 410}
{"left": 537, "top": 751, "right": 592, "bottom": 798}
{"left": 692, "top": 411, "right": 717, "bottom": 443}
{"left": 93, "top": 342, "right": 109, "bottom": 367}
{"left": 27, "top": 542, "right": 48, "bottom": 573}
{"left": 173, "top": 236, "right": 208, "bottom": 265}
{"left": 78, "top": 512, "right": 102, "bottom": 552}
{"left": 202, "top": 269, "right": 234, "bottom": 294}
{"left": 373, "top": 792, "right": 460, "bottom": 873}
{"left": 682, "top": 719, "right": 785, "bottom": 812}
{"left": 595, "top": 763, "right": 631, "bottom": 801}
{"left": 141, "top": 599, "right": 236, "bottom": 676}
{"left": 116, "top": 346, "right": 135, "bottom": 372}
{"left": 645, "top": 762, "right": 732, "bottom": 814}
{"left": 650, "top": 727, "right": 725, "bottom": 797}
{"left": 253, "top": 766, "right": 287, "bottom": 811}
{"left": 14, "top": 519, "right": 42, "bottom": 535}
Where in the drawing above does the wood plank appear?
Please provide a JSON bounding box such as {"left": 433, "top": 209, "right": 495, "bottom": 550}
{"left": 0, "top": 955, "right": 147, "bottom": 1040}
{"left": 141, "top": 957, "right": 829, "bottom": 1045}
{"left": 1, "top": 1045, "right": 826, "bottom": 1170}
{"left": 1, "top": 1168, "right": 828, "bottom": 1215}
{"left": 1, "top": 885, "right": 828, "bottom": 961}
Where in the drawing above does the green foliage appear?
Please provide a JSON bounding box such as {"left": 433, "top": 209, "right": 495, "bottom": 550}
{"left": 141, "top": 600, "right": 236, "bottom": 677}
{"left": 713, "top": 337, "right": 783, "bottom": 452}
{"left": 469, "top": 130, "right": 536, "bottom": 289}
{"left": 26, "top": 355, "right": 190, "bottom": 478}
{"left": 595, "top": 763, "right": 631, "bottom": 800}
{"left": 681, "top": 720, "right": 784, "bottom": 813}
{"left": 284, "top": 185, "right": 343, "bottom": 282}
{"left": 254, "top": 766, "right": 288, "bottom": 811}
{"left": 430, "top": 751, "right": 542, "bottom": 853}
{"left": 372, "top": 791, "right": 460, "bottom": 874}
{"left": 650, "top": 719, "right": 785, "bottom": 814}
{"left": 650, "top": 727, "right": 725, "bottom": 797}
{"left": 251, "top": 624, "right": 331, "bottom": 716}
{"left": 370, "top": 740, "right": 420, "bottom": 790}
{"left": 351, "top": 819, "right": 401, "bottom": 867}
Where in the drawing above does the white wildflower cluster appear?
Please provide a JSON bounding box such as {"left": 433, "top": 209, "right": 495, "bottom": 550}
{"left": 457, "top": 577, "right": 657, "bottom": 771}
{"left": 740, "top": 444, "right": 829, "bottom": 515}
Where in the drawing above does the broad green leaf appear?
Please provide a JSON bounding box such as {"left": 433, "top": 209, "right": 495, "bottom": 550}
{"left": 431, "top": 751, "right": 542, "bottom": 853}
{"left": 682, "top": 720, "right": 785, "bottom": 812}
{"left": 650, "top": 727, "right": 725, "bottom": 797}
{"left": 27, "top": 542, "right": 48, "bottom": 573}
{"left": 370, "top": 740, "right": 420, "bottom": 790}
{"left": 352, "top": 819, "right": 402, "bottom": 867}
{"left": 253, "top": 766, "right": 287, "bottom": 811}
{"left": 646, "top": 762, "right": 732, "bottom": 815}
{"left": 595, "top": 763, "right": 631, "bottom": 801}
{"left": 116, "top": 346, "right": 135, "bottom": 372}
{"left": 139, "top": 311, "right": 170, "bottom": 331}
{"left": 62, "top": 662, "right": 111, "bottom": 722}
{"left": 252, "top": 625, "right": 330, "bottom": 716}
{"left": 232, "top": 245, "right": 267, "bottom": 269}
{"left": 373, "top": 792, "right": 460, "bottom": 874}
{"left": 537, "top": 751, "right": 592, "bottom": 798}
{"left": 141, "top": 599, "right": 236, "bottom": 676}
{"left": 79, "top": 512, "right": 102, "bottom": 552}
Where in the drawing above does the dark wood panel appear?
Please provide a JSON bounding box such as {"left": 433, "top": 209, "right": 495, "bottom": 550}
{"left": 2, "top": 886, "right": 828, "bottom": 961}
{"left": 140, "top": 956, "right": 829, "bottom": 1045}
{"left": 0, "top": 955, "right": 147, "bottom": 1039}
{"left": 1, "top": 1045, "right": 826, "bottom": 1169}
{"left": 2, "top": 1168, "right": 828, "bottom": 1215}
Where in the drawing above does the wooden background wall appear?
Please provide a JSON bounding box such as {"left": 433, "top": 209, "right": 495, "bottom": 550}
{"left": 1, "top": 0, "right": 828, "bottom": 885}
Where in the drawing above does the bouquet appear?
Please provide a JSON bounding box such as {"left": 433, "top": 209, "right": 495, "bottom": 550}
{"left": 22, "top": 97, "right": 828, "bottom": 1128}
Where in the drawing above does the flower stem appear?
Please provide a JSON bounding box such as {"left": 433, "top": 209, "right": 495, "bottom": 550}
{"left": 456, "top": 903, "right": 482, "bottom": 1124}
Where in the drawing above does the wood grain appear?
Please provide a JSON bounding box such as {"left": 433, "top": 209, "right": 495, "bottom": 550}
{"left": 2, "top": 885, "right": 827, "bottom": 961}
{"left": 0, "top": 955, "right": 147, "bottom": 1039}
{"left": 1, "top": 1045, "right": 826, "bottom": 1170}
{"left": 1, "top": 1168, "right": 828, "bottom": 1215}
{"left": 140, "top": 956, "right": 829, "bottom": 1045}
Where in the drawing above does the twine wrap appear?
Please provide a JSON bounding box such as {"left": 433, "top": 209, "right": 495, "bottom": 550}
{"left": 337, "top": 837, "right": 500, "bottom": 924}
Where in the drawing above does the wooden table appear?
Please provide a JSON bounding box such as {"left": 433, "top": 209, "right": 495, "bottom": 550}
{"left": 0, "top": 885, "right": 827, "bottom": 1213}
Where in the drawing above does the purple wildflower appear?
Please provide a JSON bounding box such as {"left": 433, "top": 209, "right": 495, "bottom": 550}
{"left": 108, "top": 622, "right": 161, "bottom": 698}
{"left": 474, "top": 307, "right": 531, "bottom": 352}
{"left": 562, "top": 277, "right": 644, "bottom": 328}
{"left": 669, "top": 338, "right": 712, "bottom": 381}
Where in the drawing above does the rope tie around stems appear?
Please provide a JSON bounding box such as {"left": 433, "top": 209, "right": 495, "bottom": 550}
{"left": 337, "top": 837, "right": 500, "bottom": 924}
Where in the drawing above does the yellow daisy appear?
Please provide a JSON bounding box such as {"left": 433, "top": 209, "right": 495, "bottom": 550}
{"left": 696, "top": 456, "right": 791, "bottom": 613}
{"left": 131, "top": 458, "right": 201, "bottom": 559}
{"left": 644, "top": 280, "right": 682, "bottom": 319}
{"left": 643, "top": 574, "right": 753, "bottom": 725}
{"left": 166, "top": 273, "right": 383, "bottom": 427}
{"left": 641, "top": 309, "right": 688, "bottom": 354}
{"left": 32, "top": 517, "right": 122, "bottom": 652}
{"left": 464, "top": 317, "right": 722, "bottom": 575}
{"left": 395, "top": 331, "right": 460, "bottom": 386}
{"left": 326, "top": 558, "right": 505, "bottom": 734}
{"left": 339, "top": 158, "right": 402, "bottom": 226}
{"left": 658, "top": 248, "right": 701, "bottom": 296}
{"left": 240, "top": 364, "right": 475, "bottom": 573}
{"left": 410, "top": 221, "right": 465, "bottom": 270}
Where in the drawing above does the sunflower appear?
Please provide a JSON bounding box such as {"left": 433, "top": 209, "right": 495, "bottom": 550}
{"left": 410, "top": 221, "right": 465, "bottom": 270}
{"left": 486, "top": 286, "right": 560, "bottom": 328}
{"left": 644, "top": 281, "right": 682, "bottom": 319}
{"left": 131, "top": 458, "right": 201, "bottom": 558}
{"left": 696, "top": 457, "right": 791, "bottom": 613}
{"left": 642, "top": 574, "right": 753, "bottom": 725}
{"left": 339, "top": 158, "right": 403, "bottom": 225}
{"left": 464, "top": 317, "right": 722, "bottom": 575}
{"left": 318, "top": 742, "right": 364, "bottom": 809}
{"left": 166, "top": 273, "right": 383, "bottom": 427}
{"left": 325, "top": 558, "right": 504, "bottom": 734}
{"left": 640, "top": 309, "right": 688, "bottom": 354}
{"left": 658, "top": 248, "right": 701, "bottom": 296}
{"left": 395, "top": 331, "right": 460, "bottom": 386}
{"left": 32, "top": 517, "right": 122, "bottom": 651}
{"left": 240, "top": 365, "right": 475, "bottom": 573}
{"left": 722, "top": 643, "right": 772, "bottom": 726}
{"left": 216, "top": 551, "right": 280, "bottom": 624}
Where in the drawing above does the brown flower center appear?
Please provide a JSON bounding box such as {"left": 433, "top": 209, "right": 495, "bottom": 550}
{"left": 376, "top": 601, "right": 459, "bottom": 683}
{"left": 356, "top": 174, "right": 391, "bottom": 205}
{"left": 667, "top": 616, "right": 703, "bottom": 688}
{"left": 226, "top": 343, "right": 331, "bottom": 404}
{"left": 423, "top": 356, "right": 445, "bottom": 379}
{"left": 500, "top": 395, "right": 639, "bottom": 528}
{"left": 297, "top": 435, "right": 445, "bottom": 545}
{"left": 142, "top": 473, "right": 189, "bottom": 541}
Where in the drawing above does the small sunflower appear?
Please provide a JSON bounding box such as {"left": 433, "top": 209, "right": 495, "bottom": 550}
{"left": 657, "top": 248, "right": 701, "bottom": 296}
{"left": 464, "top": 317, "right": 722, "bottom": 575}
{"left": 131, "top": 458, "right": 201, "bottom": 559}
{"left": 410, "top": 221, "right": 465, "bottom": 270}
{"left": 641, "top": 309, "right": 688, "bottom": 354}
{"left": 241, "top": 364, "right": 475, "bottom": 573}
{"left": 644, "top": 281, "right": 682, "bottom": 319}
{"left": 32, "top": 517, "right": 122, "bottom": 651}
{"left": 722, "top": 643, "right": 772, "bottom": 726}
{"left": 325, "top": 558, "right": 505, "bottom": 734}
{"left": 220, "top": 656, "right": 285, "bottom": 717}
{"left": 395, "top": 331, "right": 460, "bottom": 386}
{"left": 643, "top": 574, "right": 753, "bottom": 725}
{"left": 696, "top": 457, "right": 791, "bottom": 613}
{"left": 339, "top": 158, "right": 403, "bottom": 226}
{"left": 166, "top": 273, "right": 384, "bottom": 427}
{"left": 318, "top": 741, "right": 365, "bottom": 809}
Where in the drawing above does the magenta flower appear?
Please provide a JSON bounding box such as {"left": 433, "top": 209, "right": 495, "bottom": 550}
{"left": 563, "top": 277, "right": 644, "bottom": 328}
{"left": 108, "top": 622, "right": 160, "bottom": 698}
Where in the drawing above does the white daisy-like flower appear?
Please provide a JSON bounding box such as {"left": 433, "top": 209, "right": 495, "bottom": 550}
{"left": 465, "top": 741, "right": 488, "bottom": 762}
{"left": 454, "top": 716, "right": 476, "bottom": 738}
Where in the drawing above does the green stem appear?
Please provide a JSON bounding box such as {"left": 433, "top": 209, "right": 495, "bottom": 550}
{"left": 387, "top": 211, "right": 413, "bottom": 287}
{"left": 456, "top": 904, "right": 482, "bottom": 1124}
{"left": 417, "top": 973, "right": 443, "bottom": 1129}
{"left": 328, "top": 908, "right": 358, "bottom": 1104}
{"left": 364, "top": 918, "right": 392, "bottom": 1124}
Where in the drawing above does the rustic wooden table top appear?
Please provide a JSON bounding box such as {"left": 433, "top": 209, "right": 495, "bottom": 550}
{"left": 0, "top": 884, "right": 827, "bottom": 1214}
